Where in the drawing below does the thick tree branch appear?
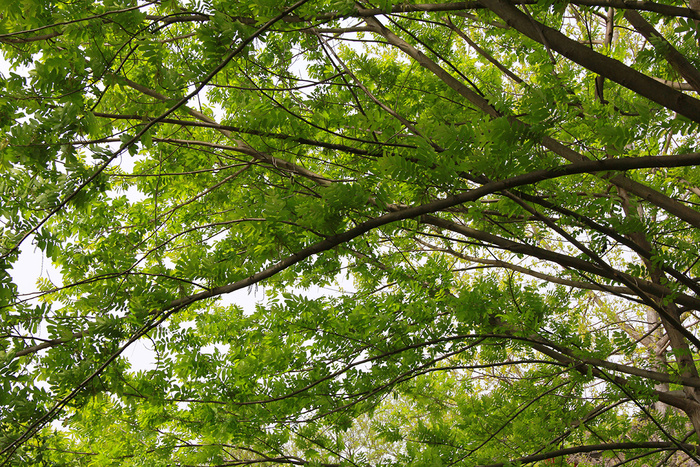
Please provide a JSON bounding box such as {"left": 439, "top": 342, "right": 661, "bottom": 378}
{"left": 481, "top": 0, "right": 700, "bottom": 122}
{"left": 477, "top": 441, "right": 700, "bottom": 467}
{"left": 422, "top": 215, "right": 700, "bottom": 310}
{"left": 365, "top": 16, "right": 700, "bottom": 230}
{"left": 624, "top": 10, "right": 700, "bottom": 93}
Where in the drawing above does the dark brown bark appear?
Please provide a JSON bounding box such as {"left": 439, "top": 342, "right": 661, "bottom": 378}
{"left": 421, "top": 215, "right": 700, "bottom": 310}
{"left": 624, "top": 10, "right": 700, "bottom": 93}
{"left": 481, "top": 0, "right": 700, "bottom": 123}
{"left": 478, "top": 441, "right": 700, "bottom": 467}
{"left": 367, "top": 16, "right": 700, "bottom": 229}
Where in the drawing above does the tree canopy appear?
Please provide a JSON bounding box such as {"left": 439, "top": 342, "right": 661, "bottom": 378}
{"left": 2, "top": 0, "right": 700, "bottom": 465}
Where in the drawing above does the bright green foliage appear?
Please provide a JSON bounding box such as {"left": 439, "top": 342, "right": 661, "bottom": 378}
{"left": 2, "top": 0, "right": 700, "bottom": 465}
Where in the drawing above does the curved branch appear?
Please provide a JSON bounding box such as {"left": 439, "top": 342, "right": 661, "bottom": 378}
{"left": 422, "top": 215, "right": 700, "bottom": 310}
{"left": 92, "top": 112, "right": 384, "bottom": 155}
{"left": 366, "top": 16, "right": 700, "bottom": 229}
{"left": 477, "top": 441, "right": 700, "bottom": 467}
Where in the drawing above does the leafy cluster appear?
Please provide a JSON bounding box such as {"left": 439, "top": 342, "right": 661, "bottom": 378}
{"left": 1, "top": 0, "right": 700, "bottom": 465}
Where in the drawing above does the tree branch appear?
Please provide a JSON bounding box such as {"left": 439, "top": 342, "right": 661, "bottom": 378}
{"left": 481, "top": 0, "right": 700, "bottom": 122}
{"left": 477, "top": 441, "right": 700, "bottom": 467}
{"left": 624, "top": 10, "right": 700, "bottom": 93}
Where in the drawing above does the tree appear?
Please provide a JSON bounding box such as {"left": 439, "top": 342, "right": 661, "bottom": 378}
{"left": 1, "top": 0, "right": 700, "bottom": 464}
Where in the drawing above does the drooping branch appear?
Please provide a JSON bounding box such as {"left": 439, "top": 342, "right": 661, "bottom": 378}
{"left": 153, "top": 138, "right": 334, "bottom": 187}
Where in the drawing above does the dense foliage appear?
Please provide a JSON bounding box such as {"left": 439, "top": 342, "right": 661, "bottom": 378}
{"left": 2, "top": 0, "right": 700, "bottom": 465}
